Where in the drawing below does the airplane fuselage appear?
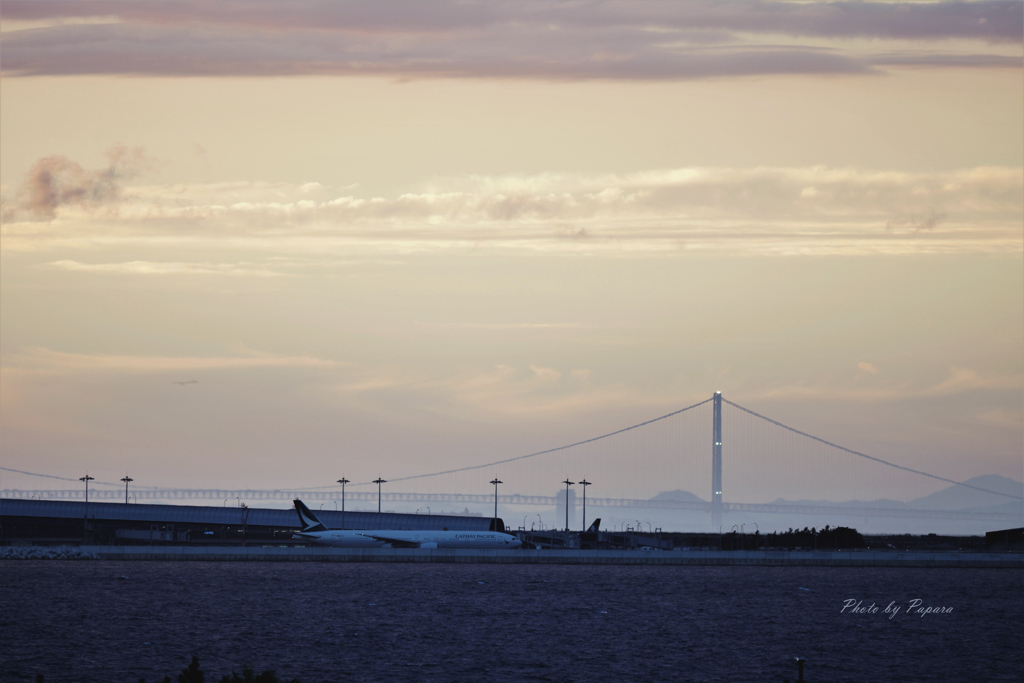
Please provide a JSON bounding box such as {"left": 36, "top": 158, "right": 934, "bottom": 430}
{"left": 294, "top": 529, "right": 522, "bottom": 549}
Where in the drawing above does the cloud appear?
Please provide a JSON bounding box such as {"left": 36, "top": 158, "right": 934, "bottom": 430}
{"left": 6, "top": 347, "right": 344, "bottom": 375}
{"left": 866, "top": 51, "right": 1024, "bottom": 69}
{"left": 0, "top": 345, "right": 689, "bottom": 430}
{"left": 530, "top": 365, "right": 562, "bottom": 382}
{"left": 1, "top": 1, "right": 1020, "bottom": 80}
{"left": 422, "top": 322, "right": 584, "bottom": 330}
{"left": 5, "top": 146, "right": 150, "bottom": 220}
{"left": 886, "top": 211, "right": 947, "bottom": 233}
{"left": 750, "top": 366, "right": 1024, "bottom": 403}
{"left": 3, "top": 162, "right": 1021, "bottom": 256}
{"left": 929, "top": 366, "right": 1024, "bottom": 396}
{"left": 48, "top": 260, "right": 285, "bottom": 277}
{"left": 975, "top": 407, "right": 1024, "bottom": 429}
{"left": 858, "top": 362, "right": 879, "bottom": 374}
{"left": 366, "top": 363, "right": 673, "bottom": 419}
{"left": 4, "top": 1, "right": 1020, "bottom": 41}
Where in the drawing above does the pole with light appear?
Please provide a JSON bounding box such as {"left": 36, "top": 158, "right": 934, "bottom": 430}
{"left": 121, "top": 475, "right": 133, "bottom": 505}
{"left": 579, "top": 479, "right": 591, "bottom": 531}
{"left": 489, "top": 478, "right": 502, "bottom": 531}
{"left": 373, "top": 478, "right": 386, "bottom": 513}
{"left": 79, "top": 474, "right": 94, "bottom": 543}
{"left": 561, "top": 479, "right": 574, "bottom": 531}
{"left": 337, "top": 478, "right": 349, "bottom": 529}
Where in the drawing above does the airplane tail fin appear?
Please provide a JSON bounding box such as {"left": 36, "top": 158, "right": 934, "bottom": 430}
{"left": 586, "top": 518, "right": 601, "bottom": 533}
{"left": 294, "top": 499, "right": 328, "bottom": 532}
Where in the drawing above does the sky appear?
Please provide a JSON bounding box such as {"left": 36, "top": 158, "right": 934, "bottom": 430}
{"left": 1, "top": 1, "right": 1022, "bottom": 507}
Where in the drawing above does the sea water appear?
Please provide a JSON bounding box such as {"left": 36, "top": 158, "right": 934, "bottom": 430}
{"left": 2, "top": 562, "right": 1021, "bottom": 682}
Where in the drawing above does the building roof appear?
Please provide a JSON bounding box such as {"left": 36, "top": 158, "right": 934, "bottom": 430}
{"left": 0, "top": 498, "right": 497, "bottom": 531}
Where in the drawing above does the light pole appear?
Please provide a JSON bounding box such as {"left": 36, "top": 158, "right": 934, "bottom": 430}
{"left": 373, "top": 478, "right": 386, "bottom": 513}
{"left": 79, "top": 474, "right": 94, "bottom": 544}
{"left": 751, "top": 522, "right": 759, "bottom": 550}
{"left": 337, "top": 478, "right": 349, "bottom": 529}
{"left": 561, "top": 479, "right": 574, "bottom": 531}
{"left": 121, "top": 475, "right": 133, "bottom": 505}
{"left": 489, "top": 478, "right": 502, "bottom": 531}
{"left": 579, "top": 479, "right": 591, "bottom": 531}
{"left": 241, "top": 504, "right": 249, "bottom": 547}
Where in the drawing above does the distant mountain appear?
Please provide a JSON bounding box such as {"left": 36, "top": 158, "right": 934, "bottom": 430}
{"left": 760, "top": 475, "right": 1023, "bottom": 512}
{"left": 907, "top": 475, "right": 1023, "bottom": 512}
{"left": 650, "top": 490, "right": 706, "bottom": 503}
{"left": 647, "top": 476, "right": 1023, "bottom": 513}
{"left": 766, "top": 498, "right": 908, "bottom": 509}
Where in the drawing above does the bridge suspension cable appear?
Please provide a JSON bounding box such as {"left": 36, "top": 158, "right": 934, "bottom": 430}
{"left": 723, "top": 398, "right": 1022, "bottom": 501}
{"left": 357, "top": 397, "right": 714, "bottom": 487}
{"left": 0, "top": 466, "right": 167, "bottom": 490}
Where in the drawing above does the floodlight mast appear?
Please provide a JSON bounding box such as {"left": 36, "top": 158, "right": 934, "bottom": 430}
{"left": 579, "top": 479, "right": 592, "bottom": 531}
{"left": 562, "top": 479, "right": 575, "bottom": 531}
{"left": 79, "top": 474, "right": 95, "bottom": 543}
{"left": 489, "top": 478, "right": 503, "bottom": 531}
{"left": 337, "top": 478, "right": 350, "bottom": 529}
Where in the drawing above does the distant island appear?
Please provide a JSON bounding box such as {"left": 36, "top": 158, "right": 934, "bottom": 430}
{"left": 649, "top": 475, "right": 1023, "bottom": 515}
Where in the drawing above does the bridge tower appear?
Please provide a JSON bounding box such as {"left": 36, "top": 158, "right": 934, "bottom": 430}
{"left": 712, "top": 391, "right": 723, "bottom": 529}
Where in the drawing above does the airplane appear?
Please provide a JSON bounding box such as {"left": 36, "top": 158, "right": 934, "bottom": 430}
{"left": 291, "top": 499, "right": 523, "bottom": 549}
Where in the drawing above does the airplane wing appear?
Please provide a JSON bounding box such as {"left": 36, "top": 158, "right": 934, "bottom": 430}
{"left": 357, "top": 533, "right": 421, "bottom": 549}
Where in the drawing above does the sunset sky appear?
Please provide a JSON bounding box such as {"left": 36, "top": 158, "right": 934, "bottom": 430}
{"left": 1, "top": 1, "right": 1021, "bottom": 504}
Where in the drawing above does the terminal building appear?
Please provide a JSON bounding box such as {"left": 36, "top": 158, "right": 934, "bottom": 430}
{"left": 0, "top": 499, "right": 504, "bottom": 546}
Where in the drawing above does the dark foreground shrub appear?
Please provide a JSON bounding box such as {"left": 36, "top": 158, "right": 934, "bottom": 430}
{"left": 220, "top": 664, "right": 299, "bottom": 683}
{"left": 128, "top": 657, "right": 298, "bottom": 683}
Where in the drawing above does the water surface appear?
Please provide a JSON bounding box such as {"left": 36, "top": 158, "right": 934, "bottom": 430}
{"left": 2, "top": 562, "right": 1020, "bottom": 682}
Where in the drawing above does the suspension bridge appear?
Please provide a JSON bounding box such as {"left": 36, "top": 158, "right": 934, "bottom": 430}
{"left": 3, "top": 393, "right": 1021, "bottom": 528}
